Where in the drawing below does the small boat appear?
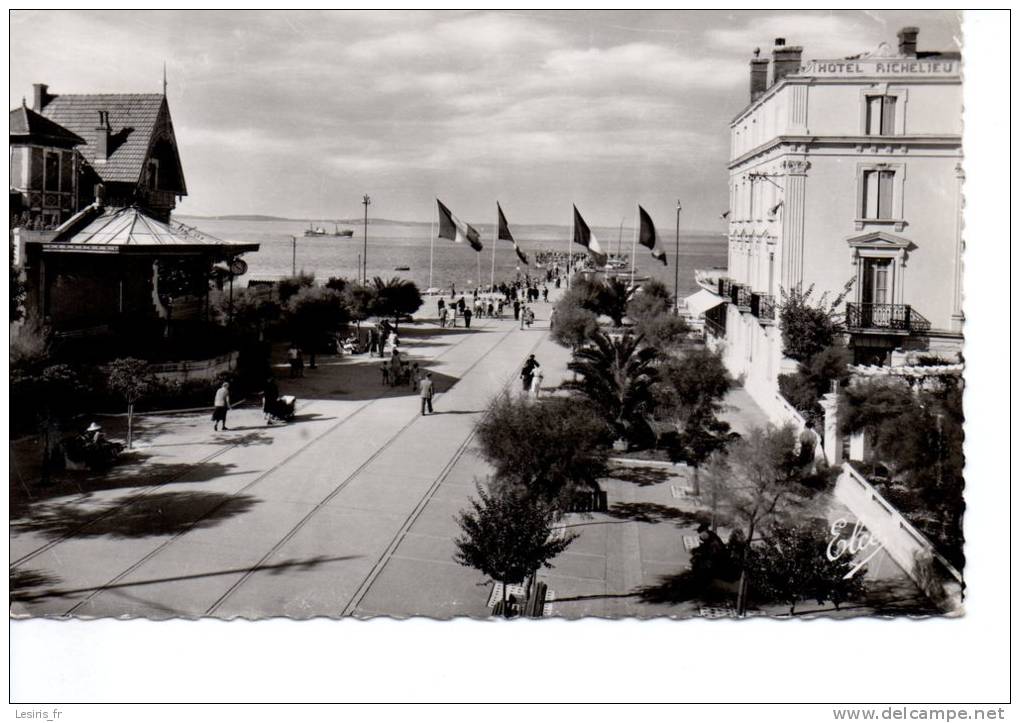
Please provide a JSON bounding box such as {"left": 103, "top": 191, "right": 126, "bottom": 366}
{"left": 332, "top": 224, "right": 354, "bottom": 237}
{"left": 394, "top": 265, "right": 410, "bottom": 271}
{"left": 304, "top": 224, "right": 327, "bottom": 237}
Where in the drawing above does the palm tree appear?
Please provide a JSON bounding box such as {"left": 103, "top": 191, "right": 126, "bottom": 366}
{"left": 565, "top": 330, "right": 658, "bottom": 442}
{"left": 597, "top": 277, "right": 638, "bottom": 327}
{"left": 371, "top": 276, "right": 423, "bottom": 328}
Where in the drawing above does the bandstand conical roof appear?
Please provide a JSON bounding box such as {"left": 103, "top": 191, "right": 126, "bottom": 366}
{"left": 44, "top": 205, "right": 259, "bottom": 255}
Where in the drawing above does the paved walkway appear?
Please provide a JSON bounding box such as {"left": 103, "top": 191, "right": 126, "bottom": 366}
{"left": 10, "top": 292, "right": 928, "bottom": 619}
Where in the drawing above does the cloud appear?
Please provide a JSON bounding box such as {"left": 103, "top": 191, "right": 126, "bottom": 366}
{"left": 705, "top": 12, "right": 878, "bottom": 59}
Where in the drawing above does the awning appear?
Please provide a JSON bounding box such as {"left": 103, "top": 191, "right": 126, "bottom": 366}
{"left": 682, "top": 289, "right": 727, "bottom": 317}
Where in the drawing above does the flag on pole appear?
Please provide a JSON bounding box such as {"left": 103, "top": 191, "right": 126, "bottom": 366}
{"left": 638, "top": 205, "right": 667, "bottom": 266}
{"left": 436, "top": 199, "right": 483, "bottom": 252}
{"left": 497, "top": 203, "right": 528, "bottom": 265}
{"left": 572, "top": 205, "right": 607, "bottom": 266}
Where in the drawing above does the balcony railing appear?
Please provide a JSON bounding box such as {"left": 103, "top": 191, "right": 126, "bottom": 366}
{"left": 730, "top": 283, "right": 752, "bottom": 310}
{"left": 750, "top": 292, "right": 775, "bottom": 322}
{"left": 845, "top": 303, "right": 932, "bottom": 334}
{"left": 717, "top": 277, "right": 733, "bottom": 298}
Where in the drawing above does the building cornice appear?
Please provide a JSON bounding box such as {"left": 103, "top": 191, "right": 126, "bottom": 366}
{"left": 730, "top": 73, "right": 961, "bottom": 126}
{"left": 728, "top": 134, "right": 962, "bottom": 170}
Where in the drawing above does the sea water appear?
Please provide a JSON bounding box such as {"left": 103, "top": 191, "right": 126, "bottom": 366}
{"left": 178, "top": 217, "right": 727, "bottom": 298}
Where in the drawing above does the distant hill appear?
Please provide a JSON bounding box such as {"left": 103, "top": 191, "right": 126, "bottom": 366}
{"left": 175, "top": 213, "right": 426, "bottom": 226}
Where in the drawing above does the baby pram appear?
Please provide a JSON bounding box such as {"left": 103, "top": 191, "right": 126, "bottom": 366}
{"left": 266, "top": 394, "right": 297, "bottom": 423}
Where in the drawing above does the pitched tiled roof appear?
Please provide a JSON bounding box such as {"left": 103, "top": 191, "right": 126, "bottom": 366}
{"left": 40, "top": 94, "right": 166, "bottom": 184}
{"left": 10, "top": 104, "right": 86, "bottom": 146}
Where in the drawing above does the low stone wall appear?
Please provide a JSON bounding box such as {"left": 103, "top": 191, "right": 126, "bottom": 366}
{"left": 833, "top": 462, "right": 963, "bottom": 610}
{"left": 148, "top": 351, "right": 238, "bottom": 383}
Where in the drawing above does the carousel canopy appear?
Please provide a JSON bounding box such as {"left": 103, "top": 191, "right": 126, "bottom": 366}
{"left": 44, "top": 205, "right": 259, "bottom": 255}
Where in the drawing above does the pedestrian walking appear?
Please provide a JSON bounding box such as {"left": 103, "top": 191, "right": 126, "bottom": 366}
{"left": 212, "top": 382, "right": 231, "bottom": 431}
{"left": 530, "top": 370, "right": 544, "bottom": 399}
{"left": 381, "top": 362, "right": 390, "bottom": 386}
{"left": 542, "top": 286, "right": 549, "bottom": 302}
{"left": 419, "top": 372, "right": 435, "bottom": 415}
{"left": 513, "top": 299, "right": 521, "bottom": 320}
{"left": 262, "top": 376, "right": 279, "bottom": 425}
{"left": 439, "top": 306, "right": 448, "bottom": 328}
{"left": 464, "top": 307, "right": 473, "bottom": 328}
{"left": 437, "top": 297, "right": 445, "bottom": 318}
{"left": 521, "top": 354, "right": 540, "bottom": 393}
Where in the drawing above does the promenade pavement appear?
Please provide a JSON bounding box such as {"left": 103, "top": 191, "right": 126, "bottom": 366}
{"left": 11, "top": 287, "right": 927, "bottom": 619}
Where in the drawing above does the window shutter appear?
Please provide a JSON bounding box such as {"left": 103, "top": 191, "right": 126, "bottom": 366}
{"left": 866, "top": 96, "right": 882, "bottom": 135}
{"left": 881, "top": 96, "right": 897, "bottom": 135}
{"left": 878, "top": 171, "right": 895, "bottom": 219}
{"left": 862, "top": 170, "right": 878, "bottom": 218}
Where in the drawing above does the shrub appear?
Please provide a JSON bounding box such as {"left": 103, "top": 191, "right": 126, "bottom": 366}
{"left": 551, "top": 303, "right": 598, "bottom": 349}
{"left": 778, "top": 282, "right": 853, "bottom": 362}
{"left": 276, "top": 272, "right": 316, "bottom": 304}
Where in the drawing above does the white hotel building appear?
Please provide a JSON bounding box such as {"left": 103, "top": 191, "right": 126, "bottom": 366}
{"left": 700, "top": 27, "right": 964, "bottom": 422}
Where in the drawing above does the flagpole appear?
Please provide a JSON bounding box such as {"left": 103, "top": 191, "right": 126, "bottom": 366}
{"left": 476, "top": 251, "right": 480, "bottom": 291}
{"left": 566, "top": 209, "right": 572, "bottom": 288}
{"left": 630, "top": 206, "right": 638, "bottom": 287}
{"left": 429, "top": 207, "right": 435, "bottom": 292}
{"left": 674, "top": 200, "right": 682, "bottom": 312}
{"left": 490, "top": 206, "right": 497, "bottom": 292}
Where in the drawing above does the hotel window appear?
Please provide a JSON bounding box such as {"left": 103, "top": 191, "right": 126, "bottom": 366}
{"left": 861, "top": 169, "right": 895, "bottom": 219}
{"left": 865, "top": 95, "right": 897, "bottom": 136}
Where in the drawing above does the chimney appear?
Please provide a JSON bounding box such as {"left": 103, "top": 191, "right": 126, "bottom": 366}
{"left": 771, "top": 37, "right": 803, "bottom": 85}
{"left": 94, "top": 110, "right": 111, "bottom": 161}
{"left": 32, "top": 83, "right": 49, "bottom": 111}
{"left": 749, "top": 48, "right": 769, "bottom": 102}
{"left": 898, "top": 26, "right": 919, "bottom": 57}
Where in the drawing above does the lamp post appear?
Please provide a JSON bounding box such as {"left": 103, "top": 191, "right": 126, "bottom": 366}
{"left": 674, "top": 200, "right": 682, "bottom": 312}
{"left": 362, "top": 194, "right": 371, "bottom": 283}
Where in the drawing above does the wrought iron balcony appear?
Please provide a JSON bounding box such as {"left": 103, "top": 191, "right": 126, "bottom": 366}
{"left": 845, "top": 303, "right": 932, "bottom": 334}
{"left": 730, "top": 283, "right": 752, "bottom": 310}
{"left": 750, "top": 292, "right": 775, "bottom": 323}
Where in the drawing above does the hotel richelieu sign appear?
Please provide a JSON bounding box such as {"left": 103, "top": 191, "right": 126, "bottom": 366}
{"left": 798, "top": 58, "right": 960, "bottom": 77}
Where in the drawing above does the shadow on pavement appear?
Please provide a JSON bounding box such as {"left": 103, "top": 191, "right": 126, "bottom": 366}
{"left": 10, "top": 568, "right": 63, "bottom": 603}
{"left": 605, "top": 502, "right": 709, "bottom": 527}
{"left": 607, "top": 464, "right": 673, "bottom": 487}
{"left": 11, "top": 489, "right": 260, "bottom": 540}
{"left": 11, "top": 554, "right": 362, "bottom": 604}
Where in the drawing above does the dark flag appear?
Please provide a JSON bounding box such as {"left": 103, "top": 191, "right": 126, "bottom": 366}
{"left": 497, "top": 203, "right": 528, "bottom": 265}
{"left": 572, "top": 205, "right": 607, "bottom": 266}
{"left": 638, "top": 205, "right": 667, "bottom": 266}
{"left": 437, "top": 199, "right": 483, "bottom": 252}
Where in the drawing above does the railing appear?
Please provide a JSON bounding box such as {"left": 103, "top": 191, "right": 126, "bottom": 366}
{"left": 716, "top": 277, "right": 733, "bottom": 298}
{"left": 730, "top": 283, "right": 752, "bottom": 310}
{"left": 750, "top": 292, "right": 775, "bottom": 322}
{"left": 845, "top": 303, "right": 932, "bottom": 334}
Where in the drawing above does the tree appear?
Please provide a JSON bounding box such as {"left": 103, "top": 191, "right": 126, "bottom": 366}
{"left": 14, "top": 364, "right": 85, "bottom": 482}
{"left": 340, "top": 282, "right": 379, "bottom": 324}
{"left": 655, "top": 348, "right": 732, "bottom": 429}
{"left": 104, "top": 358, "right": 158, "bottom": 450}
{"left": 277, "top": 272, "right": 315, "bottom": 305}
{"left": 10, "top": 263, "right": 26, "bottom": 323}
{"left": 777, "top": 343, "right": 851, "bottom": 423}
{"left": 840, "top": 377, "right": 965, "bottom": 568}
{"left": 474, "top": 393, "right": 611, "bottom": 508}
{"left": 744, "top": 522, "right": 865, "bottom": 614}
{"left": 284, "top": 286, "right": 348, "bottom": 368}
{"left": 371, "top": 276, "right": 423, "bottom": 326}
{"left": 631, "top": 311, "right": 689, "bottom": 351}
{"left": 454, "top": 482, "right": 576, "bottom": 617}
{"left": 565, "top": 330, "right": 658, "bottom": 442}
{"left": 666, "top": 409, "right": 733, "bottom": 496}
{"left": 215, "top": 287, "right": 280, "bottom": 341}
{"left": 550, "top": 302, "right": 598, "bottom": 350}
{"left": 596, "top": 277, "right": 637, "bottom": 327}
{"left": 704, "top": 423, "right": 815, "bottom": 613}
{"left": 777, "top": 281, "right": 853, "bottom": 362}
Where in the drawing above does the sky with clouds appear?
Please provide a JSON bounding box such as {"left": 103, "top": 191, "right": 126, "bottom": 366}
{"left": 10, "top": 10, "right": 961, "bottom": 230}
